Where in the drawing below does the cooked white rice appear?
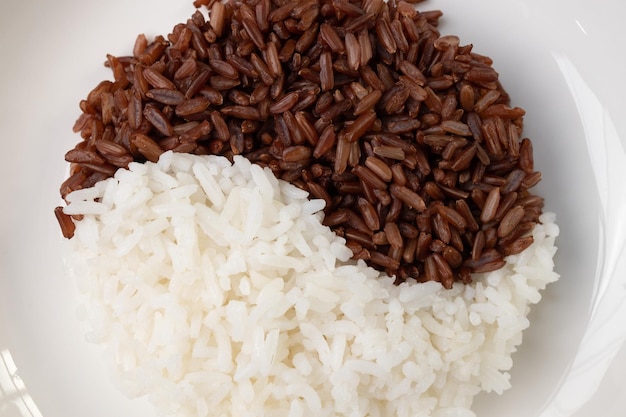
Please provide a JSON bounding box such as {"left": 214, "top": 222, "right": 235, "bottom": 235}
{"left": 63, "top": 151, "right": 559, "bottom": 417}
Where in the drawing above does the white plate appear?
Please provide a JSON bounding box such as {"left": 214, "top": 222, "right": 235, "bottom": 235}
{"left": 0, "top": 0, "right": 625, "bottom": 416}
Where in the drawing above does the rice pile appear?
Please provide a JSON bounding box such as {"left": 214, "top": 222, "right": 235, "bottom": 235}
{"left": 63, "top": 151, "right": 559, "bottom": 417}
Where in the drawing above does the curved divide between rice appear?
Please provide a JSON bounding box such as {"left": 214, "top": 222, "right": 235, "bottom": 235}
{"left": 55, "top": 0, "right": 546, "bottom": 289}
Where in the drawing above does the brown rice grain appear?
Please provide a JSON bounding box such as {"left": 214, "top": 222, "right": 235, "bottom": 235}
{"left": 373, "top": 145, "right": 405, "bottom": 160}
{"left": 520, "top": 171, "right": 542, "bottom": 190}
{"left": 319, "top": 51, "right": 334, "bottom": 92}
{"left": 146, "top": 89, "right": 185, "bottom": 106}
{"left": 130, "top": 133, "right": 164, "bottom": 162}
{"left": 480, "top": 186, "right": 501, "bottom": 223}
{"left": 142, "top": 67, "right": 177, "bottom": 90}
{"left": 143, "top": 105, "right": 173, "bottom": 136}
{"left": 270, "top": 92, "right": 300, "bottom": 114}
{"left": 313, "top": 124, "right": 337, "bottom": 158}
{"left": 519, "top": 138, "right": 534, "bottom": 172}
{"left": 390, "top": 184, "right": 426, "bottom": 211}
{"left": 497, "top": 205, "right": 526, "bottom": 238}
{"left": 375, "top": 17, "right": 397, "bottom": 53}
{"left": 352, "top": 165, "right": 388, "bottom": 190}
{"left": 364, "top": 156, "right": 393, "bottom": 182}
{"left": 209, "top": 59, "right": 239, "bottom": 79}
{"left": 282, "top": 145, "right": 312, "bottom": 162}
{"left": 357, "top": 197, "right": 380, "bottom": 231}
{"left": 503, "top": 235, "right": 534, "bottom": 256}
{"left": 221, "top": 105, "right": 262, "bottom": 120}
{"left": 370, "top": 251, "right": 401, "bottom": 270}
{"left": 249, "top": 53, "right": 274, "bottom": 85}
{"left": 175, "top": 97, "right": 211, "bottom": 117}
{"left": 345, "top": 110, "right": 377, "bottom": 143}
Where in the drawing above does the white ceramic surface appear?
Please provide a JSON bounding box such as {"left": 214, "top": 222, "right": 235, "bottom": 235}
{"left": 0, "top": 0, "right": 624, "bottom": 416}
